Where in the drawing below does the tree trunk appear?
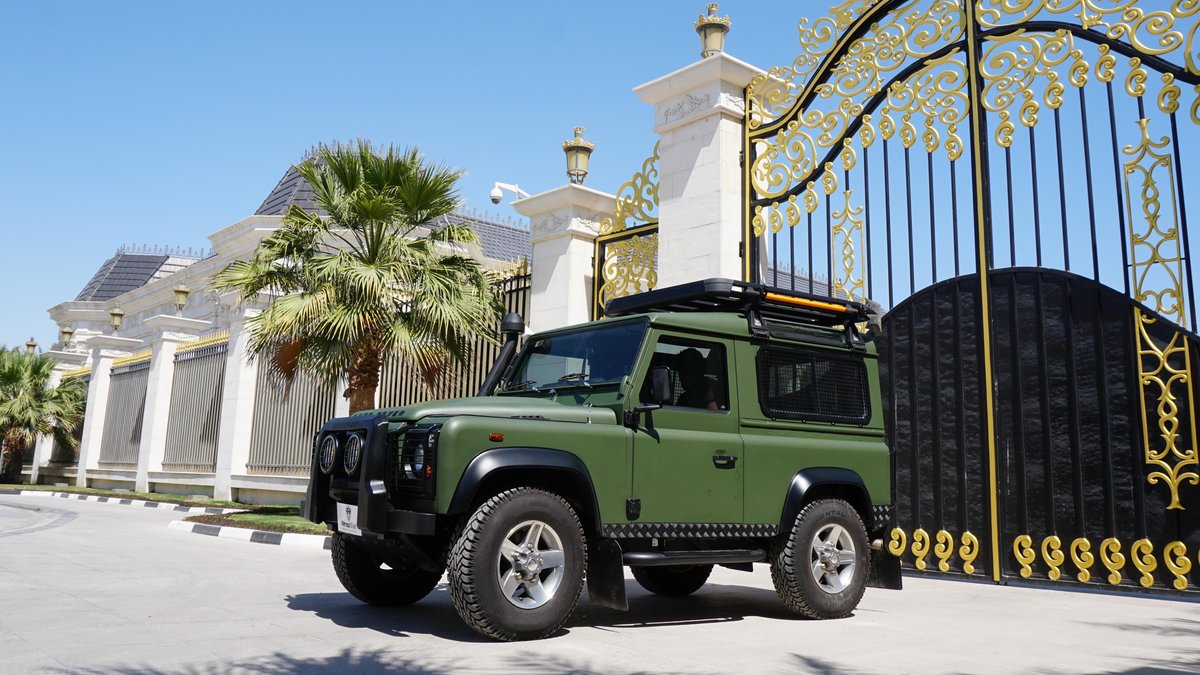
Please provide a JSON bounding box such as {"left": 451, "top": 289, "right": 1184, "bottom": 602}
{"left": 345, "top": 347, "right": 383, "bottom": 414}
{"left": 0, "top": 435, "right": 23, "bottom": 484}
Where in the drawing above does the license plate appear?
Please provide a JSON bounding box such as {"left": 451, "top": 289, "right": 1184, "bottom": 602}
{"left": 336, "top": 502, "right": 361, "bottom": 536}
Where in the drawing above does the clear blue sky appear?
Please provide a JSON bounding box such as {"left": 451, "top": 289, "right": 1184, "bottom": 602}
{"left": 0, "top": 1, "right": 799, "bottom": 349}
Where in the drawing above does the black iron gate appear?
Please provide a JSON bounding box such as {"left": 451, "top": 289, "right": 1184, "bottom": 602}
{"left": 744, "top": 0, "right": 1199, "bottom": 594}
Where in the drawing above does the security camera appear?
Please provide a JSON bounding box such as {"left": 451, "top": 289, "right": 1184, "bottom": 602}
{"left": 489, "top": 186, "right": 503, "bottom": 204}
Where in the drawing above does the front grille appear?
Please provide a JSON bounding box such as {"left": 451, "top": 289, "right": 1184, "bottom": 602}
{"left": 387, "top": 424, "right": 437, "bottom": 502}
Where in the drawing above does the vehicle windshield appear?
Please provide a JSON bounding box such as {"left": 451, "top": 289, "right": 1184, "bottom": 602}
{"left": 501, "top": 320, "right": 647, "bottom": 392}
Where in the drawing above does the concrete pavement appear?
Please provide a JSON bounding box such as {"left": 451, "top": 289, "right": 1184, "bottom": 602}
{"left": 1, "top": 495, "right": 1198, "bottom": 674}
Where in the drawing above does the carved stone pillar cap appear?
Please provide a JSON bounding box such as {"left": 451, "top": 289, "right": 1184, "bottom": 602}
{"left": 46, "top": 350, "right": 89, "bottom": 367}
{"left": 511, "top": 183, "right": 615, "bottom": 219}
{"left": 633, "top": 52, "right": 762, "bottom": 105}
{"left": 142, "top": 315, "right": 212, "bottom": 332}
{"left": 86, "top": 335, "right": 143, "bottom": 352}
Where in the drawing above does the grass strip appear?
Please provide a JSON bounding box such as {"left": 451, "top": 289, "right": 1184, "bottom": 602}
{"left": 2, "top": 483, "right": 245, "bottom": 509}
{"left": 185, "top": 506, "right": 330, "bottom": 536}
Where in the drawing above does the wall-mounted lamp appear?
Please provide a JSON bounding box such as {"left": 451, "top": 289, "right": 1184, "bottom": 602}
{"left": 109, "top": 307, "right": 125, "bottom": 332}
{"left": 59, "top": 325, "right": 75, "bottom": 349}
{"left": 173, "top": 284, "right": 191, "bottom": 314}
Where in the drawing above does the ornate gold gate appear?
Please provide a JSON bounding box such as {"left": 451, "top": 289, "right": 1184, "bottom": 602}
{"left": 744, "top": 0, "right": 1200, "bottom": 593}
{"left": 593, "top": 144, "right": 660, "bottom": 319}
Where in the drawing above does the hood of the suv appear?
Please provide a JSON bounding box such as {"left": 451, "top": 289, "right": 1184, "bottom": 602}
{"left": 364, "top": 396, "right": 616, "bottom": 425}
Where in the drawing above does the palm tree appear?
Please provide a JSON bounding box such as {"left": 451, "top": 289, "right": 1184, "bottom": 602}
{"left": 212, "top": 141, "right": 500, "bottom": 413}
{"left": 0, "top": 348, "right": 87, "bottom": 483}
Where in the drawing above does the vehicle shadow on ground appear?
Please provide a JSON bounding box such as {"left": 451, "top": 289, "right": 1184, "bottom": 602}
{"left": 65, "top": 648, "right": 655, "bottom": 675}
{"left": 287, "top": 579, "right": 806, "bottom": 642}
{"left": 284, "top": 583, "right": 488, "bottom": 642}
{"left": 571, "top": 580, "right": 805, "bottom": 630}
{"left": 64, "top": 648, "right": 445, "bottom": 675}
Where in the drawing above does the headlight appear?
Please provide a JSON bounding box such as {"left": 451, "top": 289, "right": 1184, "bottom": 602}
{"left": 404, "top": 442, "right": 422, "bottom": 480}
{"left": 343, "top": 433, "right": 364, "bottom": 475}
{"left": 318, "top": 435, "right": 338, "bottom": 475}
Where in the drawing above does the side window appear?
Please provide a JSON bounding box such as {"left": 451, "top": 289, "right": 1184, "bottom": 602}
{"left": 757, "top": 347, "right": 870, "bottom": 424}
{"left": 639, "top": 337, "right": 729, "bottom": 411}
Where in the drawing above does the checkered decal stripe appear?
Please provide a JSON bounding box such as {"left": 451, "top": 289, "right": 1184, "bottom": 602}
{"left": 871, "top": 504, "right": 894, "bottom": 530}
{"left": 602, "top": 522, "right": 780, "bottom": 539}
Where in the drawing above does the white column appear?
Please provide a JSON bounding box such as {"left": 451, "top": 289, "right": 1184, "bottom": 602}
{"left": 213, "top": 308, "right": 261, "bottom": 501}
{"left": 30, "top": 351, "right": 89, "bottom": 485}
{"left": 28, "top": 368, "right": 64, "bottom": 485}
{"left": 335, "top": 375, "right": 351, "bottom": 418}
{"left": 512, "top": 184, "right": 615, "bottom": 333}
{"left": 75, "top": 336, "right": 142, "bottom": 487}
{"left": 633, "top": 53, "right": 764, "bottom": 287}
{"left": 134, "top": 316, "right": 211, "bottom": 493}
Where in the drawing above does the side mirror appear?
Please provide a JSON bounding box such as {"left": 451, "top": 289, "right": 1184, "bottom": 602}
{"left": 651, "top": 366, "right": 672, "bottom": 405}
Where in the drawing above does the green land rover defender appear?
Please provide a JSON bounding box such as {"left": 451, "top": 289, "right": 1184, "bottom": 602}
{"left": 303, "top": 278, "right": 900, "bottom": 641}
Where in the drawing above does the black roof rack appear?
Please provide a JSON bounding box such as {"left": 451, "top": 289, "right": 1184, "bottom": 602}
{"left": 605, "top": 278, "right": 870, "bottom": 328}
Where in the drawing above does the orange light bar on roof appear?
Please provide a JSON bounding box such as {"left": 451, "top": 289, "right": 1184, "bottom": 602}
{"left": 764, "top": 292, "right": 852, "bottom": 313}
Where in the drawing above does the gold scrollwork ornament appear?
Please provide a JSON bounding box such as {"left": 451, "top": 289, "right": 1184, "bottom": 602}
{"left": 1101, "top": 537, "right": 1126, "bottom": 585}
{"left": 1042, "top": 535, "right": 1065, "bottom": 581}
{"left": 959, "top": 531, "right": 980, "bottom": 575}
{"left": 887, "top": 527, "right": 907, "bottom": 560}
{"left": 598, "top": 142, "right": 659, "bottom": 236}
{"left": 1159, "top": 73, "right": 1182, "bottom": 115}
{"left": 598, "top": 232, "right": 658, "bottom": 308}
{"left": 1126, "top": 57, "right": 1149, "bottom": 98}
{"left": 1131, "top": 538, "right": 1158, "bottom": 588}
{"left": 945, "top": 123, "right": 963, "bottom": 160}
{"left": 1070, "top": 537, "right": 1095, "bottom": 583}
{"left": 912, "top": 528, "right": 931, "bottom": 571}
{"left": 995, "top": 111, "right": 1015, "bottom": 148}
{"left": 1192, "top": 85, "right": 1200, "bottom": 127}
{"left": 1014, "top": 534, "right": 1036, "bottom": 578}
{"left": 752, "top": 205, "right": 766, "bottom": 238}
{"left": 1164, "top": 541, "right": 1191, "bottom": 591}
{"left": 934, "top": 530, "right": 955, "bottom": 572}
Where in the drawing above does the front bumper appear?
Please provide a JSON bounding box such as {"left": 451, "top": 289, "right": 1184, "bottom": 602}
{"left": 302, "top": 414, "right": 437, "bottom": 537}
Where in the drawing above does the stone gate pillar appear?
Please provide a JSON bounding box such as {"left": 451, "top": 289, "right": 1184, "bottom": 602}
{"left": 512, "top": 185, "right": 614, "bottom": 332}
{"left": 134, "top": 316, "right": 211, "bottom": 493}
{"left": 634, "top": 53, "right": 763, "bottom": 287}
{"left": 213, "top": 306, "right": 262, "bottom": 502}
{"left": 75, "top": 335, "right": 142, "bottom": 487}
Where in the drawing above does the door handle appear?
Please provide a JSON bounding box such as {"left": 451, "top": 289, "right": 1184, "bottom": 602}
{"left": 712, "top": 454, "right": 738, "bottom": 469}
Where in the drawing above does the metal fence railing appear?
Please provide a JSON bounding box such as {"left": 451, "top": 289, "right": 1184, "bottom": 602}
{"left": 378, "top": 272, "right": 532, "bottom": 408}
{"left": 247, "top": 357, "right": 337, "bottom": 476}
{"left": 98, "top": 359, "right": 151, "bottom": 467}
{"left": 49, "top": 374, "right": 89, "bottom": 465}
{"left": 162, "top": 339, "right": 228, "bottom": 472}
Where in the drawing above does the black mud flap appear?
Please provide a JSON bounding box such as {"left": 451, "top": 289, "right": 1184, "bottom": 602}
{"left": 867, "top": 549, "right": 903, "bottom": 590}
{"left": 587, "top": 538, "right": 628, "bottom": 611}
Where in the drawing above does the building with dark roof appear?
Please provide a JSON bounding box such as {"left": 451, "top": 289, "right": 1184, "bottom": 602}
{"left": 254, "top": 163, "right": 531, "bottom": 263}
{"left": 75, "top": 249, "right": 204, "bottom": 302}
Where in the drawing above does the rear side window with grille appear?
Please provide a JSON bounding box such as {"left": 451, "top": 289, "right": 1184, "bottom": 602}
{"left": 756, "top": 347, "right": 870, "bottom": 424}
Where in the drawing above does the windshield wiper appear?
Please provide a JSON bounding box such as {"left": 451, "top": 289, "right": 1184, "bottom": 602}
{"left": 548, "top": 372, "right": 593, "bottom": 389}
{"left": 504, "top": 379, "right": 541, "bottom": 392}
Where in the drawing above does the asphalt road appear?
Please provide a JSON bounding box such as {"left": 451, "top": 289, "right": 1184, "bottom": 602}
{"left": 1, "top": 495, "right": 1198, "bottom": 675}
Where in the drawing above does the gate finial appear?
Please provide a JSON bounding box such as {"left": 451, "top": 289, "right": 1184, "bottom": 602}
{"left": 562, "top": 127, "right": 595, "bottom": 185}
{"left": 695, "top": 3, "right": 730, "bottom": 58}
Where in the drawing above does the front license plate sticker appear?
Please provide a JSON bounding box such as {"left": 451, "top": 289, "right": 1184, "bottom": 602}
{"left": 336, "top": 502, "right": 361, "bottom": 535}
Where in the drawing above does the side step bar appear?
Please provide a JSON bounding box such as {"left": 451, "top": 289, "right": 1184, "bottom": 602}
{"left": 622, "top": 549, "right": 766, "bottom": 567}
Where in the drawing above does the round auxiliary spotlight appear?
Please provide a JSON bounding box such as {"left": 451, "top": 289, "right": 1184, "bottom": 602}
{"left": 318, "top": 435, "right": 338, "bottom": 475}
{"left": 343, "top": 433, "right": 364, "bottom": 475}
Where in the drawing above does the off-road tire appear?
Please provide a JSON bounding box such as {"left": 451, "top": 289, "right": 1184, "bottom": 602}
{"left": 631, "top": 564, "right": 713, "bottom": 597}
{"left": 331, "top": 532, "right": 443, "bottom": 606}
{"left": 448, "top": 488, "right": 586, "bottom": 641}
{"left": 770, "top": 499, "right": 868, "bottom": 619}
